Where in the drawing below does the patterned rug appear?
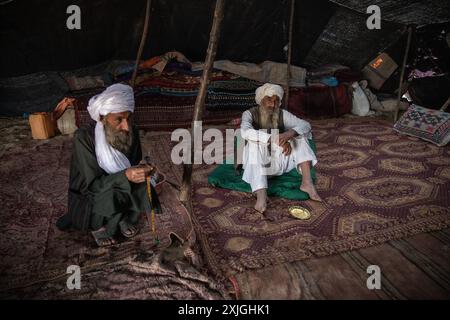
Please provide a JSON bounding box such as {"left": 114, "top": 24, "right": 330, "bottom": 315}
{"left": 190, "top": 117, "right": 450, "bottom": 279}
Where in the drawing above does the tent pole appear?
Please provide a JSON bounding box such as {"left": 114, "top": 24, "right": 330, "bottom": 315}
{"left": 439, "top": 97, "right": 450, "bottom": 112}
{"left": 131, "top": 0, "right": 151, "bottom": 88}
{"left": 285, "top": 0, "right": 295, "bottom": 109}
{"left": 394, "top": 25, "right": 413, "bottom": 122}
{"left": 179, "top": 0, "right": 225, "bottom": 202}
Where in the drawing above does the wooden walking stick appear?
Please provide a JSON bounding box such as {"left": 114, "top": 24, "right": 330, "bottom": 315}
{"left": 285, "top": 0, "right": 295, "bottom": 109}
{"left": 146, "top": 175, "right": 159, "bottom": 245}
{"left": 179, "top": 0, "right": 225, "bottom": 202}
{"left": 131, "top": 0, "right": 151, "bottom": 88}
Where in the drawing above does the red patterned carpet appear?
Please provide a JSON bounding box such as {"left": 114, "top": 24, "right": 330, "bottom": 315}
{"left": 190, "top": 118, "right": 450, "bottom": 279}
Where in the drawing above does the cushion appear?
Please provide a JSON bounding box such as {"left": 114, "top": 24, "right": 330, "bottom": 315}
{"left": 394, "top": 104, "right": 450, "bottom": 146}
{"left": 208, "top": 164, "right": 315, "bottom": 200}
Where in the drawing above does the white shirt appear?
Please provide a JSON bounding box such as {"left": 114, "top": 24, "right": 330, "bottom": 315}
{"left": 240, "top": 109, "right": 312, "bottom": 143}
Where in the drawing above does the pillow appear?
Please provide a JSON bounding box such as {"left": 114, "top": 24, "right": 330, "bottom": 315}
{"left": 394, "top": 104, "right": 450, "bottom": 146}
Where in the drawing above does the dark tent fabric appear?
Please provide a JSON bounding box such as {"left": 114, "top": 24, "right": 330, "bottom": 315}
{"left": 5, "top": 0, "right": 449, "bottom": 77}
{"left": 0, "top": 0, "right": 335, "bottom": 78}
{"left": 0, "top": 0, "right": 145, "bottom": 78}
{"left": 0, "top": 72, "right": 69, "bottom": 117}
{"left": 303, "top": 7, "right": 404, "bottom": 70}
{"left": 330, "top": 0, "right": 450, "bottom": 26}
{"left": 7, "top": 0, "right": 450, "bottom": 78}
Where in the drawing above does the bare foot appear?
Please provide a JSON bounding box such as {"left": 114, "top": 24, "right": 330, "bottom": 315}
{"left": 300, "top": 184, "right": 323, "bottom": 202}
{"left": 254, "top": 188, "right": 268, "bottom": 213}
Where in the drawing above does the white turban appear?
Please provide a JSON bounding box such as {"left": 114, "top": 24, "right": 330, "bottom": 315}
{"left": 255, "top": 83, "right": 284, "bottom": 106}
{"left": 87, "top": 83, "right": 135, "bottom": 122}
{"left": 87, "top": 83, "right": 135, "bottom": 175}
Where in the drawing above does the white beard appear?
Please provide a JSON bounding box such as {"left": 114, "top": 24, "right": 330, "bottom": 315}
{"left": 258, "top": 106, "right": 280, "bottom": 130}
{"left": 94, "top": 121, "right": 131, "bottom": 174}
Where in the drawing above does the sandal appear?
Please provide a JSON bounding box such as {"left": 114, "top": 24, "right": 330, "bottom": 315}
{"left": 91, "top": 227, "right": 117, "bottom": 247}
{"left": 119, "top": 220, "right": 139, "bottom": 238}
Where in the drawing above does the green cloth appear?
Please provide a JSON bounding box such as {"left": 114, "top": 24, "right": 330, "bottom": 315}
{"left": 208, "top": 139, "right": 317, "bottom": 201}
{"left": 56, "top": 122, "right": 161, "bottom": 236}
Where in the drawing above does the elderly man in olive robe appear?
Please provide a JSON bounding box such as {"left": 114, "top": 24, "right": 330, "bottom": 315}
{"left": 56, "top": 84, "right": 161, "bottom": 246}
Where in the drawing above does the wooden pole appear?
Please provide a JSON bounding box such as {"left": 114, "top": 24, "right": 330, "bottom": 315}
{"left": 285, "top": 0, "right": 295, "bottom": 109}
{"left": 394, "top": 25, "right": 413, "bottom": 122}
{"left": 179, "top": 0, "right": 225, "bottom": 202}
{"left": 131, "top": 0, "right": 151, "bottom": 88}
{"left": 439, "top": 97, "right": 450, "bottom": 112}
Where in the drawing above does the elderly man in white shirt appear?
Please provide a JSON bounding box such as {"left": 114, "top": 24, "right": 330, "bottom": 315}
{"left": 240, "top": 83, "right": 322, "bottom": 213}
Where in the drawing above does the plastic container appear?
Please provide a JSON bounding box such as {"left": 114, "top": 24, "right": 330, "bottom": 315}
{"left": 351, "top": 82, "right": 370, "bottom": 116}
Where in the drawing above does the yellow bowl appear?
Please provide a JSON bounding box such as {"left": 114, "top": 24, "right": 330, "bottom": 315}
{"left": 289, "top": 206, "right": 311, "bottom": 220}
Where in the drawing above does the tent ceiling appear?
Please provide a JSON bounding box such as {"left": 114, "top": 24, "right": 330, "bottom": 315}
{"left": 304, "top": 7, "right": 404, "bottom": 70}
{"left": 1, "top": 0, "right": 448, "bottom": 78}
{"left": 329, "top": 0, "right": 450, "bottom": 26}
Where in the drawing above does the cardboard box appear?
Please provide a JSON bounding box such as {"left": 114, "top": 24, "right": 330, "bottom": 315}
{"left": 362, "top": 53, "right": 398, "bottom": 90}
{"left": 29, "top": 112, "right": 56, "bottom": 139}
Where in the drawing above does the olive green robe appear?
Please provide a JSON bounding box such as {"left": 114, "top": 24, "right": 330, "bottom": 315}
{"left": 56, "top": 122, "right": 161, "bottom": 236}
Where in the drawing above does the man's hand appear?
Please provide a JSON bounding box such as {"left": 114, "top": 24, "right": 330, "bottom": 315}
{"left": 139, "top": 159, "right": 158, "bottom": 174}
{"left": 278, "top": 130, "right": 298, "bottom": 146}
{"left": 125, "top": 166, "right": 153, "bottom": 183}
{"left": 270, "top": 129, "right": 297, "bottom": 147}
{"left": 281, "top": 141, "right": 292, "bottom": 156}
{"left": 268, "top": 129, "right": 295, "bottom": 156}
